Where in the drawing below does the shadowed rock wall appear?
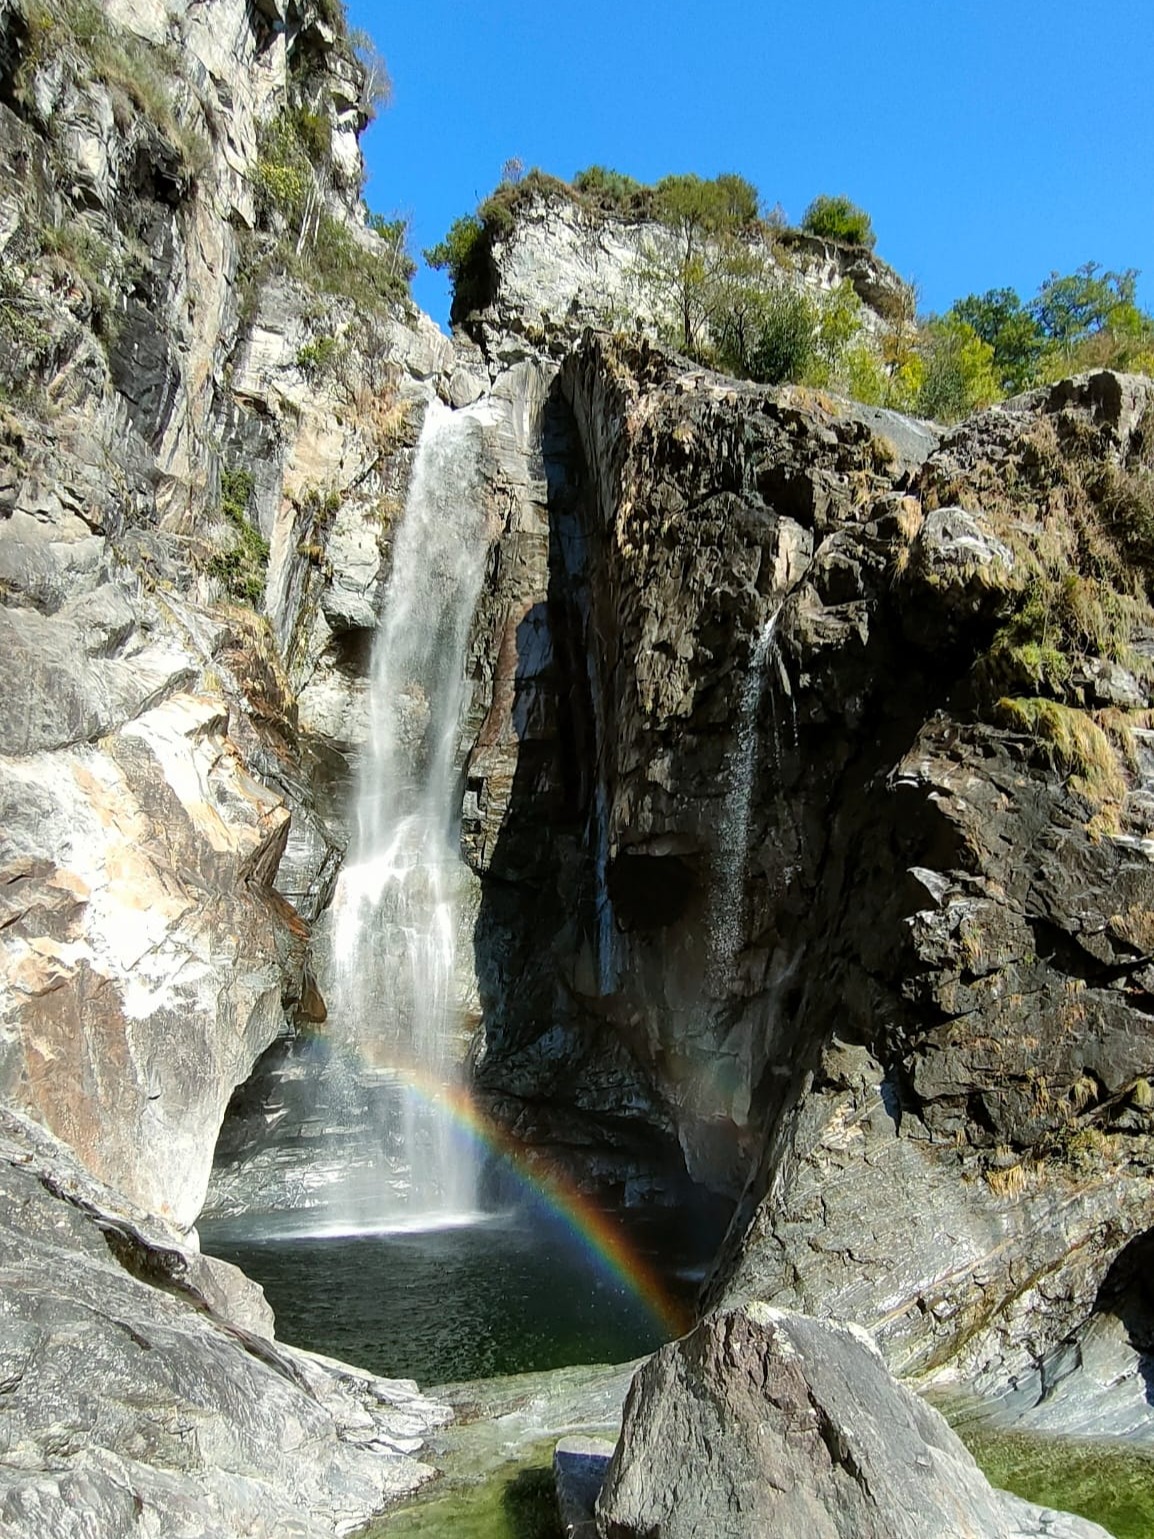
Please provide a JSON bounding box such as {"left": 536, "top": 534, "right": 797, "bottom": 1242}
{"left": 464, "top": 334, "right": 1154, "bottom": 1405}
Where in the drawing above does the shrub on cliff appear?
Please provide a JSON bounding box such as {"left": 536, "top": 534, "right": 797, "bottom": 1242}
{"left": 423, "top": 215, "right": 489, "bottom": 315}
{"left": 252, "top": 109, "right": 412, "bottom": 311}
{"left": 425, "top": 168, "right": 580, "bottom": 316}
{"left": 207, "top": 469, "right": 268, "bottom": 607}
{"left": 915, "top": 318, "right": 1001, "bottom": 422}
{"left": 801, "top": 194, "right": 876, "bottom": 249}
{"left": 15, "top": 0, "right": 210, "bottom": 177}
{"left": 716, "top": 281, "right": 815, "bottom": 385}
{"left": 572, "top": 165, "right": 650, "bottom": 214}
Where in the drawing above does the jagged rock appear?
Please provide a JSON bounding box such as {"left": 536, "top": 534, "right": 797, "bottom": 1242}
{"left": 0, "top": 0, "right": 446, "bottom": 1235}
{"left": 450, "top": 331, "right": 1154, "bottom": 1415}
{"left": 713, "top": 1041, "right": 1153, "bottom": 1394}
{"left": 0, "top": 686, "right": 295, "bottom": 1228}
{"left": 596, "top": 1305, "right": 1110, "bottom": 1539}
{"left": 463, "top": 186, "right": 909, "bottom": 362}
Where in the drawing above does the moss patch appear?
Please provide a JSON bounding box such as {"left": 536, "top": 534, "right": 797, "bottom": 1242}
{"left": 207, "top": 468, "right": 269, "bottom": 607}
{"left": 996, "top": 696, "right": 1127, "bottom": 807}
{"left": 371, "top": 1449, "right": 563, "bottom": 1539}
{"left": 958, "top": 1424, "right": 1154, "bottom": 1539}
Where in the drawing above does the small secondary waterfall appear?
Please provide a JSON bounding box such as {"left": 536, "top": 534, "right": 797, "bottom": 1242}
{"left": 325, "top": 398, "right": 491, "bottom": 1228}
{"left": 708, "top": 608, "right": 787, "bottom": 980}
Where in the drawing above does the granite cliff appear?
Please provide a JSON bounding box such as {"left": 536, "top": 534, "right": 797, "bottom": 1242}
{"left": 0, "top": 0, "right": 452, "bottom": 1527}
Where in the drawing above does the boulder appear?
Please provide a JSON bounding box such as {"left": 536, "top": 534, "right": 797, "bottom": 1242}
{"left": 596, "top": 1305, "right": 1110, "bottom": 1539}
{"left": 554, "top": 1436, "right": 614, "bottom": 1539}
{"left": 0, "top": 1109, "right": 450, "bottom": 1539}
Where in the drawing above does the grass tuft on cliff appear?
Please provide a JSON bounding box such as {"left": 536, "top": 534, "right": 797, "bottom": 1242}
{"left": 250, "top": 108, "right": 414, "bottom": 315}
{"left": 206, "top": 469, "right": 269, "bottom": 608}
{"left": 13, "top": 0, "right": 210, "bottom": 178}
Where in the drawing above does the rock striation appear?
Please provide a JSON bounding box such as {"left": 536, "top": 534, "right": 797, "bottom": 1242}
{"left": 459, "top": 326, "right": 1154, "bottom": 1411}
{"left": 2, "top": 0, "right": 1153, "bottom": 1525}
{"left": 0, "top": 1107, "right": 449, "bottom": 1536}
{"left": 596, "top": 1304, "right": 1111, "bottom": 1539}
{"left": 0, "top": 0, "right": 458, "bottom": 1524}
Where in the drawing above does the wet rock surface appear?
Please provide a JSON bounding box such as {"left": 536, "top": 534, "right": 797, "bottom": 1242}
{"left": 596, "top": 1305, "right": 1111, "bottom": 1539}
{"left": 0, "top": 0, "right": 463, "bottom": 1521}
{"left": 2, "top": 0, "right": 1153, "bottom": 1523}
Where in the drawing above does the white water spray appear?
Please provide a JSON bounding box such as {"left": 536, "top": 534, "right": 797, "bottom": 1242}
{"left": 325, "top": 399, "right": 491, "bottom": 1227}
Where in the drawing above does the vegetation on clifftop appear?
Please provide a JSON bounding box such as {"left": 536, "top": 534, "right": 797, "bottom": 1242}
{"left": 426, "top": 165, "right": 1154, "bottom": 424}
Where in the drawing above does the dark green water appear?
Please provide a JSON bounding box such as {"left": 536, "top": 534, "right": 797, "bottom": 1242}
{"left": 202, "top": 1204, "right": 701, "bottom": 1384}
{"left": 204, "top": 1206, "right": 1154, "bottom": 1539}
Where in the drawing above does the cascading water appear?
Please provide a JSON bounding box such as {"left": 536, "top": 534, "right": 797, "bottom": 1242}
{"left": 708, "top": 607, "right": 787, "bottom": 980}
{"left": 323, "top": 398, "right": 492, "bottom": 1230}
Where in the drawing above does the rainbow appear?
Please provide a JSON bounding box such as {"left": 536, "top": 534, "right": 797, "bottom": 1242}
{"left": 342, "top": 1054, "right": 692, "bottom": 1339}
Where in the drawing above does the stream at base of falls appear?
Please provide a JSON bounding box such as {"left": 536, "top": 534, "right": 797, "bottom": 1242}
{"left": 199, "top": 1207, "right": 1152, "bottom": 1539}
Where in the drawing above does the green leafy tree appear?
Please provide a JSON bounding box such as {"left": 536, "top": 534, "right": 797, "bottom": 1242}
{"left": 915, "top": 318, "right": 1000, "bottom": 422}
{"left": 712, "top": 243, "right": 815, "bottom": 384}
{"left": 744, "top": 286, "right": 815, "bottom": 384}
{"left": 1030, "top": 263, "right": 1139, "bottom": 360}
{"left": 801, "top": 194, "right": 875, "bottom": 250}
{"left": 648, "top": 172, "right": 760, "bottom": 352}
{"left": 423, "top": 214, "right": 486, "bottom": 310}
{"left": 948, "top": 288, "right": 1047, "bottom": 393}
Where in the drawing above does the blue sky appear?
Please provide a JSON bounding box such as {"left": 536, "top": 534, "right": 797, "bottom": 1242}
{"left": 347, "top": 0, "right": 1154, "bottom": 333}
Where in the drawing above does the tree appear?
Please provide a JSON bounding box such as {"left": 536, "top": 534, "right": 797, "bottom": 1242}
{"left": 648, "top": 173, "right": 760, "bottom": 352}
{"left": 916, "top": 319, "right": 1000, "bottom": 422}
{"left": 348, "top": 28, "right": 392, "bottom": 120}
{"left": 1030, "top": 263, "right": 1139, "bottom": 360}
{"left": 948, "top": 288, "right": 1047, "bottom": 393}
{"left": 800, "top": 195, "right": 875, "bottom": 250}
{"left": 743, "top": 286, "right": 815, "bottom": 385}
{"left": 711, "top": 241, "right": 815, "bottom": 385}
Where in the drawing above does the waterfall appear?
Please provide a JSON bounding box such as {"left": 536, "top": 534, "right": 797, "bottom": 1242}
{"left": 324, "top": 398, "right": 491, "bottom": 1230}
{"left": 708, "top": 608, "right": 785, "bottom": 981}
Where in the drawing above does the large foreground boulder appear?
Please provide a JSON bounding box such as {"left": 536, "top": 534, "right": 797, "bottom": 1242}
{"left": 596, "top": 1305, "right": 1109, "bottom": 1539}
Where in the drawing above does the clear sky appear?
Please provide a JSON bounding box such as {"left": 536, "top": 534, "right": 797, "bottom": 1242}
{"left": 346, "top": 0, "right": 1154, "bottom": 334}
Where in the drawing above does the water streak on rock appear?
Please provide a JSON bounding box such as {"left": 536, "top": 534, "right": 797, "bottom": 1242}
{"left": 709, "top": 609, "right": 783, "bottom": 981}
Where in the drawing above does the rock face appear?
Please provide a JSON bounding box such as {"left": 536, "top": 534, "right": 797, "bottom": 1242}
{"left": 457, "top": 330, "right": 1154, "bottom": 1408}
{"left": 2, "top": 0, "right": 1153, "bottom": 1526}
{"left": 0, "top": 1109, "right": 450, "bottom": 1537}
{"left": 0, "top": 0, "right": 454, "bottom": 1223}
{"left": 596, "top": 1304, "right": 1111, "bottom": 1539}
{"left": 0, "top": 0, "right": 459, "bottom": 1523}
{"left": 452, "top": 183, "right": 909, "bottom": 370}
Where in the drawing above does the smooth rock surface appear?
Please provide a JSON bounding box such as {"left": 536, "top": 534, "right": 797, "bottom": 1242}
{"left": 0, "top": 1110, "right": 450, "bottom": 1539}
